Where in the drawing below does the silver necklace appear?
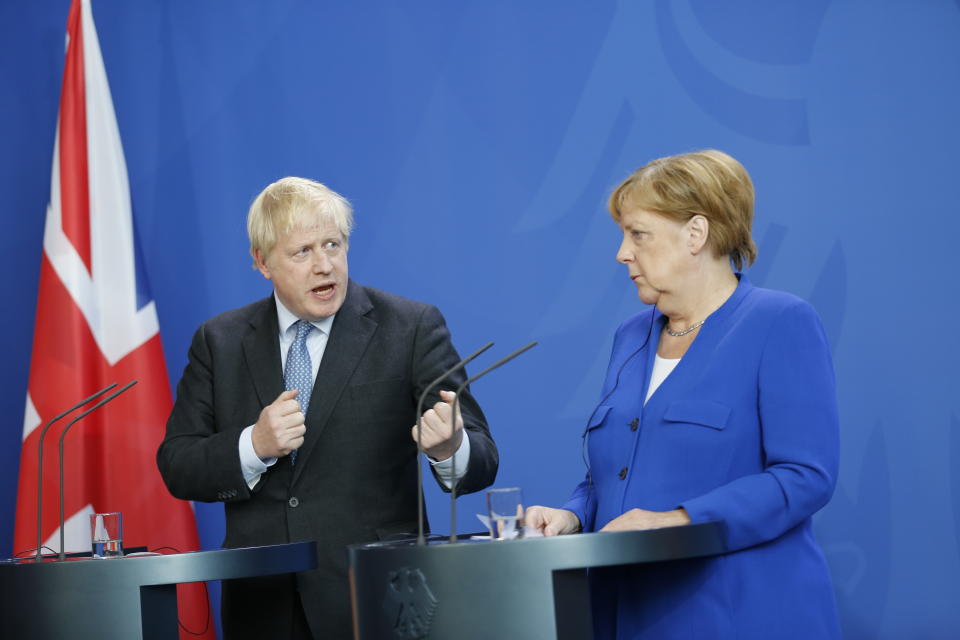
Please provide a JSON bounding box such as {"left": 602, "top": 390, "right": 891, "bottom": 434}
{"left": 665, "top": 319, "right": 704, "bottom": 337}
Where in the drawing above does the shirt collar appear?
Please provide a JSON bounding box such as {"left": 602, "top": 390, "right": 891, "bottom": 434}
{"left": 274, "top": 293, "right": 335, "bottom": 336}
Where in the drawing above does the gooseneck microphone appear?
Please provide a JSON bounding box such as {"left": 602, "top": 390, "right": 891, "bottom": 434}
{"left": 415, "top": 343, "right": 494, "bottom": 545}
{"left": 448, "top": 341, "right": 537, "bottom": 543}
{"left": 34, "top": 383, "right": 118, "bottom": 560}
{"left": 56, "top": 380, "right": 138, "bottom": 561}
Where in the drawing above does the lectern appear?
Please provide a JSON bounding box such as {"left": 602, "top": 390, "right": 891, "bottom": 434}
{"left": 0, "top": 542, "right": 316, "bottom": 639}
{"left": 348, "top": 522, "right": 723, "bottom": 640}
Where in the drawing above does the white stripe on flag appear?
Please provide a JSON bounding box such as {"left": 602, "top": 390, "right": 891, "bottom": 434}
{"left": 44, "top": 0, "right": 159, "bottom": 366}
{"left": 22, "top": 393, "right": 41, "bottom": 440}
{"left": 42, "top": 503, "right": 95, "bottom": 554}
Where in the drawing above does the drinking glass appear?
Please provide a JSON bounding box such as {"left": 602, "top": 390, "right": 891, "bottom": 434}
{"left": 90, "top": 512, "right": 123, "bottom": 558}
{"left": 486, "top": 488, "right": 524, "bottom": 540}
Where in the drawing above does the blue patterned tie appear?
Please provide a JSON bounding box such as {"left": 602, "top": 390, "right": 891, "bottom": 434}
{"left": 284, "top": 320, "right": 315, "bottom": 464}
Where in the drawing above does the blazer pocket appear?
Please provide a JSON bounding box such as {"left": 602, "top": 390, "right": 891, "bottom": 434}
{"left": 583, "top": 405, "right": 613, "bottom": 435}
{"left": 663, "top": 400, "right": 730, "bottom": 430}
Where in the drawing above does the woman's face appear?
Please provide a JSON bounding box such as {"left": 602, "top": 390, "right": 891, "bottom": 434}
{"left": 616, "top": 207, "right": 692, "bottom": 306}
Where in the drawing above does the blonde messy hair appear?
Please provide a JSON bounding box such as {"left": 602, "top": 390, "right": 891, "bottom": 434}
{"left": 247, "top": 177, "right": 354, "bottom": 268}
{"left": 609, "top": 150, "right": 757, "bottom": 270}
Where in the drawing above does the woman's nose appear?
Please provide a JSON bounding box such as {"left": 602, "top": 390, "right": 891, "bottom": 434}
{"left": 616, "top": 236, "right": 633, "bottom": 264}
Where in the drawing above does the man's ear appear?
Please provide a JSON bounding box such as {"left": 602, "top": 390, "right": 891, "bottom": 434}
{"left": 687, "top": 215, "right": 709, "bottom": 255}
{"left": 254, "top": 248, "right": 272, "bottom": 280}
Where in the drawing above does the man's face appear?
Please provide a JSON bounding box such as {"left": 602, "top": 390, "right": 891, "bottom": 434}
{"left": 255, "top": 217, "right": 348, "bottom": 320}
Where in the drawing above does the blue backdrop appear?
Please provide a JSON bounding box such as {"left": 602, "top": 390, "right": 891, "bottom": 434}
{"left": 3, "top": 1, "right": 959, "bottom": 637}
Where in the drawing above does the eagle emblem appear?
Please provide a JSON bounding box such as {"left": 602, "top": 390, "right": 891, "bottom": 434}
{"left": 383, "top": 567, "right": 438, "bottom": 639}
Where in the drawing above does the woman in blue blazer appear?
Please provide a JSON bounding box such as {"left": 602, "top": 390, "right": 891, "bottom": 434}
{"left": 526, "top": 150, "right": 841, "bottom": 639}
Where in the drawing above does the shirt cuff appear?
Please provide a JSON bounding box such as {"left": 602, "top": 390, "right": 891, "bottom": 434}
{"left": 239, "top": 425, "right": 277, "bottom": 490}
{"left": 428, "top": 429, "right": 471, "bottom": 490}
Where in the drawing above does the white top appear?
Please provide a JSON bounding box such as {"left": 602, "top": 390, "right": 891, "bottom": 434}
{"left": 644, "top": 354, "right": 681, "bottom": 405}
{"left": 238, "top": 293, "right": 470, "bottom": 490}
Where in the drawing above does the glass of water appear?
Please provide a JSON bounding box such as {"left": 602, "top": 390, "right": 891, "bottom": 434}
{"left": 486, "top": 487, "right": 524, "bottom": 540}
{"left": 90, "top": 512, "right": 123, "bottom": 558}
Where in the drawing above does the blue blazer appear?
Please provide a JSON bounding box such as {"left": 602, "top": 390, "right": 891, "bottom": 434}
{"left": 563, "top": 276, "right": 841, "bottom": 639}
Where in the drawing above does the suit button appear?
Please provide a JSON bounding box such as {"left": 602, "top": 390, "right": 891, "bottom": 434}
{"left": 629, "top": 418, "right": 639, "bottom": 432}
{"left": 618, "top": 467, "right": 628, "bottom": 480}
{"left": 288, "top": 497, "right": 300, "bottom": 508}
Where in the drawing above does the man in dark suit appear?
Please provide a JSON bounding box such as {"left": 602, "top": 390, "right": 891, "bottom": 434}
{"left": 157, "top": 177, "right": 498, "bottom": 639}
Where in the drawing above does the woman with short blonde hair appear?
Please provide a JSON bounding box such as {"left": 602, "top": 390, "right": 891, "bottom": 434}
{"left": 527, "top": 150, "right": 841, "bottom": 639}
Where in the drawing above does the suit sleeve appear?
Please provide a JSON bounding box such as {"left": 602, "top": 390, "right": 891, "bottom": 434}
{"left": 562, "top": 475, "right": 596, "bottom": 532}
{"left": 411, "top": 305, "right": 498, "bottom": 495}
{"left": 679, "top": 300, "right": 840, "bottom": 551}
{"left": 156, "top": 324, "right": 253, "bottom": 503}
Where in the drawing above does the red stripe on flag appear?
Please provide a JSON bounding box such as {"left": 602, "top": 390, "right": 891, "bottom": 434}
{"left": 14, "top": 254, "right": 101, "bottom": 551}
{"left": 15, "top": 2, "right": 214, "bottom": 636}
{"left": 58, "top": 0, "right": 92, "bottom": 274}
{"left": 14, "top": 256, "right": 214, "bottom": 637}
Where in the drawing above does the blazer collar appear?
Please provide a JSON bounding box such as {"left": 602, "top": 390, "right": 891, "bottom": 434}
{"left": 242, "top": 295, "right": 284, "bottom": 411}
{"left": 274, "top": 293, "right": 336, "bottom": 337}
{"left": 291, "top": 279, "right": 377, "bottom": 484}
{"left": 649, "top": 272, "right": 753, "bottom": 333}
{"left": 643, "top": 273, "right": 753, "bottom": 411}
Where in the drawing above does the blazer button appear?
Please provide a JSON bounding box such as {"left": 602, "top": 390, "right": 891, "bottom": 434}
{"left": 618, "top": 467, "right": 628, "bottom": 480}
{"left": 288, "top": 497, "right": 300, "bottom": 508}
{"left": 629, "top": 418, "right": 639, "bottom": 432}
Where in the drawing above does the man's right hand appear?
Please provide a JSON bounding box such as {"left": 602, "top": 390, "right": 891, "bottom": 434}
{"left": 524, "top": 506, "right": 582, "bottom": 537}
{"left": 252, "top": 389, "right": 306, "bottom": 459}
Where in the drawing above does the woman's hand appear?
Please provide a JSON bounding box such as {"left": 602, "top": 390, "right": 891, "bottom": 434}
{"left": 524, "top": 506, "right": 581, "bottom": 536}
{"left": 599, "top": 508, "right": 691, "bottom": 532}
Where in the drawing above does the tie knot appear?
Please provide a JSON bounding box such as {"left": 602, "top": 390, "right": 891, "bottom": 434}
{"left": 294, "top": 320, "right": 314, "bottom": 342}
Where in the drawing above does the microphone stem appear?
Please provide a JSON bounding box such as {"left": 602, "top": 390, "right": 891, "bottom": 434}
{"left": 56, "top": 380, "right": 137, "bottom": 561}
{"left": 448, "top": 341, "right": 537, "bottom": 544}
{"left": 415, "top": 343, "right": 493, "bottom": 546}
{"left": 34, "top": 383, "right": 117, "bottom": 561}
{"left": 449, "top": 392, "right": 460, "bottom": 544}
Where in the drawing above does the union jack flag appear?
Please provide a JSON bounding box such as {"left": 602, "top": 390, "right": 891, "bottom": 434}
{"left": 13, "top": 1, "right": 213, "bottom": 637}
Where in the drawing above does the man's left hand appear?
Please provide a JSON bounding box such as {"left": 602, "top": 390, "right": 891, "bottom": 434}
{"left": 411, "top": 390, "right": 463, "bottom": 460}
{"left": 599, "top": 508, "right": 691, "bottom": 532}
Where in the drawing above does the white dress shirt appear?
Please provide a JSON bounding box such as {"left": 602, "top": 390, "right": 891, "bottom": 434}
{"left": 238, "top": 293, "right": 471, "bottom": 489}
{"left": 644, "top": 354, "right": 681, "bottom": 405}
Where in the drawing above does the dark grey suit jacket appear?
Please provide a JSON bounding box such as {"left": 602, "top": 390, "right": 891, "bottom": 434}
{"left": 157, "top": 281, "right": 498, "bottom": 639}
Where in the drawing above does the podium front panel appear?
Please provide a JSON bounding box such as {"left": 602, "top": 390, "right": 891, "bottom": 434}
{"left": 1, "top": 542, "right": 317, "bottom": 640}
{"left": 349, "top": 523, "right": 724, "bottom": 640}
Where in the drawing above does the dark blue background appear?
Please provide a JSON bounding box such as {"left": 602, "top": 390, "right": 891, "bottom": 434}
{"left": 3, "top": 1, "right": 959, "bottom": 637}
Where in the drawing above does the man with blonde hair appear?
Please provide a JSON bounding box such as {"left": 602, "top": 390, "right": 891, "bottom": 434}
{"left": 158, "top": 177, "right": 498, "bottom": 639}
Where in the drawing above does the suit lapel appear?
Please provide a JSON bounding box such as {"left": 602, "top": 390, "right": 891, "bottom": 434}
{"left": 642, "top": 275, "right": 754, "bottom": 417}
{"left": 292, "top": 280, "right": 377, "bottom": 485}
{"left": 641, "top": 310, "right": 683, "bottom": 419}
{"left": 644, "top": 309, "right": 664, "bottom": 397}
{"left": 242, "top": 296, "right": 284, "bottom": 410}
